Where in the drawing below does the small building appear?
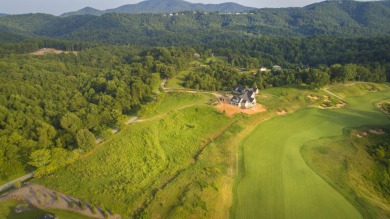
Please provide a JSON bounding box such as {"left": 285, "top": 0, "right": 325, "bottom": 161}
{"left": 233, "top": 86, "right": 246, "bottom": 94}
{"left": 194, "top": 53, "right": 201, "bottom": 59}
{"left": 272, "top": 65, "right": 282, "bottom": 71}
{"left": 260, "top": 67, "right": 267, "bottom": 72}
{"left": 230, "top": 90, "right": 256, "bottom": 108}
{"left": 230, "top": 86, "right": 258, "bottom": 108}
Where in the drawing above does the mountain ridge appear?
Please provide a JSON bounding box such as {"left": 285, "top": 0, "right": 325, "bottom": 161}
{"left": 61, "top": 0, "right": 255, "bottom": 17}
{"left": 0, "top": 0, "right": 389, "bottom": 45}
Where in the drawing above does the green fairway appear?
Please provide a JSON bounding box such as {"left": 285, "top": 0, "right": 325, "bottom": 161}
{"left": 233, "top": 87, "right": 390, "bottom": 219}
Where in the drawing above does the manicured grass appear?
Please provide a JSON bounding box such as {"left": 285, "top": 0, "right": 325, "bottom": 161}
{"left": 301, "top": 130, "right": 390, "bottom": 218}
{"left": 258, "top": 85, "right": 333, "bottom": 111}
{"left": 232, "top": 85, "right": 390, "bottom": 218}
{"left": 0, "top": 200, "right": 91, "bottom": 219}
{"left": 37, "top": 104, "right": 233, "bottom": 217}
{"left": 326, "top": 82, "right": 389, "bottom": 98}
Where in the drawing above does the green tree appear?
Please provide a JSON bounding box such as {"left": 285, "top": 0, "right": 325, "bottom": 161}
{"left": 76, "top": 129, "right": 96, "bottom": 151}
{"left": 14, "top": 180, "right": 22, "bottom": 190}
{"left": 307, "top": 69, "right": 330, "bottom": 89}
{"left": 29, "top": 149, "right": 51, "bottom": 177}
{"left": 60, "top": 112, "right": 82, "bottom": 134}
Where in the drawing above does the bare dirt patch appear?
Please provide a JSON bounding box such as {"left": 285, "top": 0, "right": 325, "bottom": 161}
{"left": 0, "top": 183, "right": 119, "bottom": 219}
{"left": 277, "top": 110, "right": 288, "bottom": 115}
{"left": 369, "top": 129, "right": 385, "bottom": 135}
{"left": 30, "top": 48, "right": 78, "bottom": 55}
{"left": 215, "top": 101, "right": 266, "bottom": 117}
{"left": 307, "top": 94, "right": 319, "bottom": 100}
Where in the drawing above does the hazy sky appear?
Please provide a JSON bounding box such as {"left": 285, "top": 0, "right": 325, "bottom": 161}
{"left": 0, "top": 0, "right": 377, "bottom": 15}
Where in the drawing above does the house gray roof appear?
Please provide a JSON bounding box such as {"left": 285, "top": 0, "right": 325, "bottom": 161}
{"left": 239, "top": 91, "right": 255, "bottom": 103}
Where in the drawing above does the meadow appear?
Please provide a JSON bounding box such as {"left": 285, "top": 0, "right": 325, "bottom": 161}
{"left": 36, "top": 92, "right": 236, "bottom": 218}
{"left": 232, "top": 84, "right": 390, "bottom": 219}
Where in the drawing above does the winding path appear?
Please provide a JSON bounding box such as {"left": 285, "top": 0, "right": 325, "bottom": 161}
{"left": 0, "top": 173, "right": 34, "bottom": 193}
{"left": 323, "top": 87, "right": 344, "bottom": 100}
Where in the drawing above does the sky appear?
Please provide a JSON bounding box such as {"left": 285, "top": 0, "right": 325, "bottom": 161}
{"left": 0, "top": 0, "right": 378, "bottom": 15}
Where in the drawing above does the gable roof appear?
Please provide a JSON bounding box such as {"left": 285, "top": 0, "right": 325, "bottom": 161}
{"left": 239, "top": 90, "right": 255, "bottom": 103}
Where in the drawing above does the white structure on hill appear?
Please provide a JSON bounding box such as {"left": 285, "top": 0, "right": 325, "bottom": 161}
{"left": 230, "top": 86, "right": 258, "bottom": 108}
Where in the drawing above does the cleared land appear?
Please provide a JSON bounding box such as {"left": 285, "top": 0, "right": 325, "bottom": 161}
{"left": 30, "top": 48, "right": 78, "bottom": 55}
{"left": 232, "top": 84, "right": 390, "bottom": 218}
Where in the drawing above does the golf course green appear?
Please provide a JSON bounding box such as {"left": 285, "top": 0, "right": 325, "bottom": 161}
{"left": 233, "top": 87, "right": 390, "bottom": 219}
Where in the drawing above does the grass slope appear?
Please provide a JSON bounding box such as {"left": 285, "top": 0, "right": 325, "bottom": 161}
{"left": 37, "top": 99, "right": 233, "bottom": 217}
{"left": 232, "top": 84, "right": 390, "bottom": 218}
{"left": 301, "top": 129, "right": 390, "bottom": 218}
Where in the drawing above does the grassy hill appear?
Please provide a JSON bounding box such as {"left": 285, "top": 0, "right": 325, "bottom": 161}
{"left": 36, "top": 93, "right": 237, "bottom": 217}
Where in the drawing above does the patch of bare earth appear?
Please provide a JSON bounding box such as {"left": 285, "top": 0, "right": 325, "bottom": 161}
{"left": 277, "top": 110, "right": 288, "bottom": 115}
{"left": 30, "top": 48, "right": 78, "bottom": 55}
{"left": 369, "top": 129, "right": 385, "bottom": 135}
{"left": 215, "top": 101, "right": 266, "bottom": 117}
{"left": 307, "top": 94, "right": 319, "bottom": 100}
{"left": 0, "top": 183, "right": 119, "bottom": 219}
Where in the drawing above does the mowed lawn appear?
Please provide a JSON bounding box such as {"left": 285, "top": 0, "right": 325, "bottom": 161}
{"left": 233, "top": 87, "right": 390, "bottom": 219}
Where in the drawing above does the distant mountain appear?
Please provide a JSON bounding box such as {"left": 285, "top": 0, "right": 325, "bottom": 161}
{"left": 0, "top": 13, "right": 8, "bottom": 17}
{"left": 1, "top": 0, "right": 389, "bottom": 45}
{"left": 61, "top": 0, "right": 255, "bottom": 17}
{"left": 61, "top": 7, "right": 104, "bottom": 17}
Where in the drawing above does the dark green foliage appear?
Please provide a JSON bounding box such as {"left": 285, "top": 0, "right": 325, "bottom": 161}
{"left": 364, "top": 131, "right": 390, "bottom": 198}
{"left": 1, "top": 1, "right": 390, "bottom": 45}
{"left": 61, "top": 0, "right": 254, "bottom": 17}
{"left": 0, "top": 44, "right": 194, "bottom": 179}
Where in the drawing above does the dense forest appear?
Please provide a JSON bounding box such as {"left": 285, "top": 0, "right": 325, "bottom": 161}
{"left": 0, "top": 44, "right": 195, "bottom": 177}
{"left": 1, "top": 1, "right": 390, "bottom": 45}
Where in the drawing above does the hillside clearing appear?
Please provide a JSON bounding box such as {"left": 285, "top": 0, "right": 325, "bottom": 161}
{"left": 30, "top": 48, "right": 78, "bottom": 55}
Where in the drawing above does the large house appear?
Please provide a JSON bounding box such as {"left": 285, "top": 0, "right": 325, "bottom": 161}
{"left": 230, "top": 86, "right": 258, "bottom": 108}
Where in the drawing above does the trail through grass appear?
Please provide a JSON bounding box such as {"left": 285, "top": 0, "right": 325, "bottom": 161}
{"left": 233, "top": 86, "right": 390, "bottom": 219}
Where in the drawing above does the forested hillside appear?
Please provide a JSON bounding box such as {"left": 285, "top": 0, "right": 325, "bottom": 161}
{"left": 0, "top": 44, "right": 196, "bottom": 178}
{"left": 61, "top": 0, "right": 255, "bottom": 17}
{"left": 0, "top": 1, "right": 390, "bottom": 45}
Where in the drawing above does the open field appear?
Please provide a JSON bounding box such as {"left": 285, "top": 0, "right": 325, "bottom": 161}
{"left": 165, "top": 60, "right": 204, "bottom": 89}
{"left": 232, "top": 84, "right": 390, "bottom": 218}
{"left": 36, "top": 100, "right": 234, "bottom": 217}
{"left": 153, "top": 92, "right": 213, "bottom": 115}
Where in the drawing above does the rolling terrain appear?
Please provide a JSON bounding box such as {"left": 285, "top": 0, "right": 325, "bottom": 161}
{"left": 232, "top": 83, "right": 390, "bottom": 218}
